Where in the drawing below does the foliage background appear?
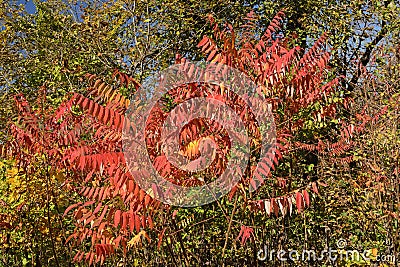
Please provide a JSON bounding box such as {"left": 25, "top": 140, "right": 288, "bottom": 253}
{"left": 0, "top": 0, "right": 399, "bottom": 266}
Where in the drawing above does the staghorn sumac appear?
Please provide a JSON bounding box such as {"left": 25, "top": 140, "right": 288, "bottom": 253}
{"left": 1, "top": 11, "right": 389, "bottom": 265}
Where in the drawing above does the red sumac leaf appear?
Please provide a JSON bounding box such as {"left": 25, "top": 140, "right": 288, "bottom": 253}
{"left": 207, "top": 50, "right": 217, "bottom": 61}
{"left": 141, "top": 214, "right": 146, "bottom": 228}
{"left": 114, "top": 210, "right": 121, "bottom": 228}
{"left": 83, "top": 187, "right": 90, "bottom": 197}
{"left": 134, "top": 184, "right": 140, "bottom": 197}
{"left": 65, "top": 233, "right": 76, "bottom": 244}
{"left": 82, "top": 97, "right": 89, "bottom": 109}
{"left": 84, "top": 170, "right": 95, "bottom": 183}
{"left": 148, "top": 216, "right": 154, "bottom": 229}
{"left": 188, "top": 64, "right": 195, "bottom": 77}
{"left": 296, "top": 192, "right": 303, "bottom": 212}
{"left": 83, "top": 200, "right": 95, "bottom": 207}
{"left": 114, "top": 235, "right": 122, "bottom": 248}
{"left": 79, "top": 156, "right": 86, "bottom": 171}
{"left": 135, "top": 214, "right": 141, "bottom": 233}
{"left": 89, "top": 252, "right": 95, "bottom": 266}
{"left": 144, "top": 195, "right": 151, "bottom": 206}
{"left": 78, "top": 251, "right": 84, "bottom": 262}
{"left": 73, "top": 251, "right": 81, "bottom": 262}
{"left": 122, "top": 212, "right": 128, "bottom": 230}
{"left": 303, "top": 189, "right": 310, "bottom": 207}
{"left": 103, "top": 108, "right": 110, "bottom": 124}
{"left": 96, "top": 205, "right": 108, "bottom": 227}
{"left": 98, "top": 222, "right": 106, "bottom": 233}
{"left": 129, "top": 210, "right": 135, "bottom": 232}
{"left": 272, "top": 198, "right": 279, "bottom": 217}
{"left": 197, "top": 36, "right": 209, "bottom": 47}
{"left": 139, "top": 189, "right": 145, "bottom": 202}
{"left": 158, "top": 228, "right": 166, "bottom": 249}
{"left": 93, "top": 203, "right": 102, "bottom": 215}
{"left": 63, "top": 203, "right": 80, "bottom": 217}
{"left": 311, "top": 182, "right": 319, "bottom": 195}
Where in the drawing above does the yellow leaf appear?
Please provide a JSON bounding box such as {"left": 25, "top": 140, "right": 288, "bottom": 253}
{"left": 127, "top": 230, "right": 150, "bottom": 248}
{"left": 371, "top": 248, "right": 378, "bottom": 257}
{"left": 6, "top": 167, "right": 18, "bottom": 177}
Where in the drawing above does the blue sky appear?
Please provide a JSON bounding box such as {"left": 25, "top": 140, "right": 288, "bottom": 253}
{"left": 17, "top": 0, "right": 37, "bottom": 14}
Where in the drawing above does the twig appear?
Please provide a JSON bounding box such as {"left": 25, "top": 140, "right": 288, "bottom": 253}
{"left": 222, "top": 194, "right": 238, "bottom": 258}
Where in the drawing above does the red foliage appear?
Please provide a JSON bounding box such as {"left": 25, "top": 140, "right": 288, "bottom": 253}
{"left": 2, "top": 11, "right": 390, "bottom": 264}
